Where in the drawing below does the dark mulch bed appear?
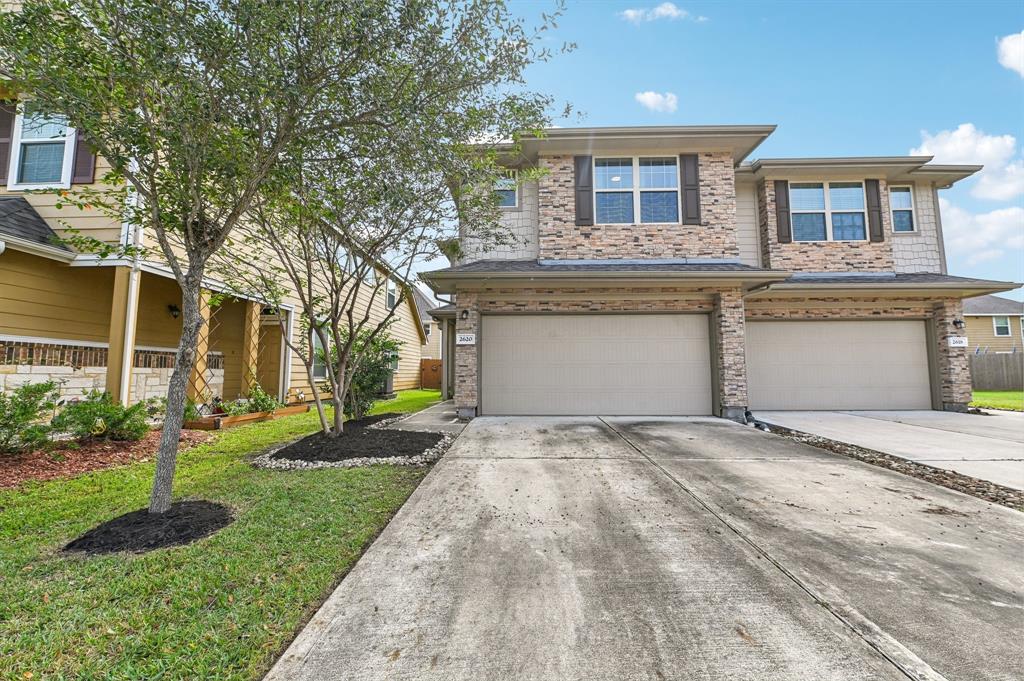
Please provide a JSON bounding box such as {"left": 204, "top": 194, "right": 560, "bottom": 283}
{"left": 64, "top": 500, "right": 233, "bottom": 555}
{"left": 271, "top": 412, "right": 443, "bottom": 462}
{"left": 0, "top": 429, "right": 212, "bottom": 490}
{"left": 769, "top": 424, "right": 1024, "bottom": 512}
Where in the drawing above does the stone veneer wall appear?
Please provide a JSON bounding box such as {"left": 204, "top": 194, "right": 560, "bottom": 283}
{"left": 756, "top": 178, "right": 895, "bottom": 272}
{"left": 746, "top": 296, "right": 972, "bottom": 410}
{"left": 713, "top": 290, "right": 747, "bottom": 417}
{"left": 0, "top": 339, "right": 225, "bottom": 403}
{"left": 537, "top": 152, "right": 739, "bottom": 261}
{"left": 453, "top": 286, "right": 746, "bottom": 418}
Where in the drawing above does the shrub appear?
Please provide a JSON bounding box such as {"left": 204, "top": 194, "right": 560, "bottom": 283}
{"left": 51, "top": 391, "right": 149, "bottom": 441}
{"left": 0, "top": 381, "right": 59, "bottom": 453}
{"left": 219, "top": 384, "right": 283, "bottom": 416}
{"left": 344, "top": 329, "right": 401, "bottom": 420}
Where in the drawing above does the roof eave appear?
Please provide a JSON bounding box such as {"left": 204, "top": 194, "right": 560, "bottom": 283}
{"left": 0, "top": 235, "right": 75, "bottom": 263}
{"left": 748, "top": 280, "right": 1021, "bottom": 299}
{"left": 422, "top": 269, "right": 792, "bottom": 294}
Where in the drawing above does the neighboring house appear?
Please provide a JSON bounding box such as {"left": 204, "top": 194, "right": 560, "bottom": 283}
{"left": 413, "top": 287, "right": 443, "bottom": 359}
{"left": 0, "top": 99, "right": 425, "bottom": 405}
{"left": 963, "top": 294, "right": 1024, "bottom": 354}
{"left": 423, "top": 125, "right": 1019, "bottom": 419}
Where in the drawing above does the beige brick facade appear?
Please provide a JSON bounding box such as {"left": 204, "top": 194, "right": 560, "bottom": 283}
{"left": 537, "top": 153, "right": 739, "bottom": 261}
{"left": 756, "top": 178, "right": 895, "bottom": 272}
{"left": 713, "top": 289, "right": 747, "bottom": 416}
{"left": 931, "top": 299, "right": 972, "bottom": 410}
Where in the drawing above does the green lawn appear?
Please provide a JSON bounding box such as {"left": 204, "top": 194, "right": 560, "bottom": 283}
{"left": 0, "top": 389, "right": 441, "bottom": 680}
{"left": 971, "top": 391, "right": 1024, "bottom": 411}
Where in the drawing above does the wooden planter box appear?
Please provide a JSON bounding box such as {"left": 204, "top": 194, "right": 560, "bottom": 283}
{"left": 184, "top": 403, "right": 310, "bottom": 431}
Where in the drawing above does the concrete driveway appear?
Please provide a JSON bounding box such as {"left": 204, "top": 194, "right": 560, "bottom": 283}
{"left": 756, "top": 410, "right": 1024, "bottom": 490}
{"left": 266, "top": 417, "right": 1023, "bottom": 681}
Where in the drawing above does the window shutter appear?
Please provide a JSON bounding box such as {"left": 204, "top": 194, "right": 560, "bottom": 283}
{"left": 71, "top": 130, "right": 96, "bottom": 184}
{"left": 0, "top": 101, "right": 14, "bottom": 185}
{"left": 680, "top": 154, "right": 700, "bottom": 225}
{"left": 865, "top": 179, "right": 884, "bottom": 242}
{"left": 574, "top": 155, "right": 593, "bottom": 226}
{"left": 774, "top": 180, "right": 792, "bottom": 243}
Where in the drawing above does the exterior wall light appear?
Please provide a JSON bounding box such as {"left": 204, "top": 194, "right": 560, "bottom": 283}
{"left": 460, "top": 309, "right": 469, "bottom": 320}
{"left": 168, "top": 304, "right": 181, "bottom": 319}
{"left": 953, "top": 318, "right": 966, "bottom": 329}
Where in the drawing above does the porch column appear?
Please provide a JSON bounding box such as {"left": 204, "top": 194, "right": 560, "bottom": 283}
{"left": 713, "top": 288, "right": 748, "bottom": 422}
{"left": 454, "top": 293, "right": 479, "bottom": 419}
{"left": 932, "top": 299, "right": 972, "bottom": 411}
{"left": 186, "top": 290, "right": 213, "bottom": 402}
{"left": 240, "top": 301, "right": 261, "bottom": 396}
{"left": 105, "top": 266, "right": 141, "bottom": 405}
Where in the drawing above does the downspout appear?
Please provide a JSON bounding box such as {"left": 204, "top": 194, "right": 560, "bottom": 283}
{"left": 0, "top": 240, "right": 6, "bottom": 256}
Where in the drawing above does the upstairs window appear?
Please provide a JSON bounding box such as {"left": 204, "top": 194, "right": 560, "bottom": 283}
{"left": 310, "top": 328, "right": 328, "bottom": 379}
{"left": 494, "top": 170, "right": 518, "bottom": 208}
{"left": 594, "top": 157, "right": 679, "bottom": 224}
{"left": 993, "top": 316, "right": 1011, "bottom": 337}
{"left": 386, "top": 278, "right": 398, "bottom": 309}
{"left": 423, "top": 322, "right": 431, "bottom": 337}
{"left": 790, "top": 182, "right": 867, "bottom": 242}
{"left": 8, "top": 105, "right": 76, "bottom": 189}
{"left": 889, "top": 186, "right": 915, "bottom": 232}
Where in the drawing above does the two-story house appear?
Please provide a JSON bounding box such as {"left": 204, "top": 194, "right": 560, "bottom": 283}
{"left": 0, "top": 98, "right": 426, "bottom": 405}
{"left": 424, "top": 125, "right": 1018, "bottom": 419}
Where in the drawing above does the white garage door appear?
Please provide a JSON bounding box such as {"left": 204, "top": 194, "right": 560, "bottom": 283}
{"left": 481, "top": 314, "right": 712, "bottom": 416}
{"left": 747, "top": 320, "right": 932, "bottom": 410}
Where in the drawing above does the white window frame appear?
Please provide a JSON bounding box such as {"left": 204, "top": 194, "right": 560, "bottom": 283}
{"left": 993, "top": 316, "right": 1011, "bottom": 337}
{"left": 310, "top": 327, "right": 328, "bottom": 379}
{"left": 789, "top": 181, "right": 869, "bottom": 243}
{"left": 495, "top": 169, "right": 519, "bottom": 209}
{"left": 593, "top": 156, "right": 680, "bottom": 225}
{"left": 7, "top": 105, "right": 77, "bottom": 191}
{"left": 385, "top": 278, "right": 398, "bottom": 309}
{"left": 423, "top": 321, "right": 431, "bottom": 338}
{"left": 889, "top": 185, "right": 916, "bottom": 233}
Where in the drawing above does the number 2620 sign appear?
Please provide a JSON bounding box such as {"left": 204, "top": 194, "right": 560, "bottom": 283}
{"left": 456, "top": 333, "right": 476, "bottom": 346}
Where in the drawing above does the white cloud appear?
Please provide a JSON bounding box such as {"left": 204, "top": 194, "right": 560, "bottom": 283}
{"left": 911, "top": 123, "right": 1024, "bottom": 201}
{"left": 939, "top": 198, "right": 1024, "bottom": 266}
{"left": 998, "top": 31, "right": 1024, "bottom": 77}
{"left": 635, "top": 90, "right": 678, "bottom": 113}
{"left": 621, "top": 3, "right": 702, "bottom": 24}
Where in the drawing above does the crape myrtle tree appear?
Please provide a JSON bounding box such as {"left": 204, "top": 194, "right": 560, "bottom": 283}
{"left": 0, "top": 0, "right": 569, "bottom": 513}
{"left": 211, "top": 0, "right": 570, "bottom": 436}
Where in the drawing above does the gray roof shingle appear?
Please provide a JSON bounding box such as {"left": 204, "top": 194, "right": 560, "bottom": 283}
{"left": 0, "top": 197, "right": 72, "bottom": 252}
{"left": 963, "top": 294, "right": 1024, "bottom": 315}
{"left": 430, "top": 259, "right": 773, "bottom": 274}
{"left": 782, "top": 272, "right": 1011, "bottom": 286}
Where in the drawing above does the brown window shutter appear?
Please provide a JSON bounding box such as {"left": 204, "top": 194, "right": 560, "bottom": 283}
{"left": 680, "top": 154, "right": 700, "bottom": 224}
{"left": 865, "top": 179, "right": 884, "bottom": 242}
{"left": 773, "top": 180, "right": 792, "bottom": 243}
{"left": 574, "top": 155, "right": 593, "bottom": 226}
{"left": 71, "top": 130, "right": 96, "bottom": 184}
{"left": 0, "top": 101, "right": 15, "bottom": 185}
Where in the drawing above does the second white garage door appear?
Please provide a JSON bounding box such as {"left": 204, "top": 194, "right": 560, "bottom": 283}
{"left": 481, "top": 314, "right": 712, "bottom": 416}
{"left": 746, "top": 320, "right": 932, "bottom": 410}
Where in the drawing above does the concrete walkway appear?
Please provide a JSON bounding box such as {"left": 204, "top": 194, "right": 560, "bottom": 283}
{"left": 265, "top": 417, "right": 1023, "bottom": 680}
{"left": 756, "top": 410, "right": 1024, "bottom": 489}
{"left": 390, "top": 400, "right": 465, "bottom": 434}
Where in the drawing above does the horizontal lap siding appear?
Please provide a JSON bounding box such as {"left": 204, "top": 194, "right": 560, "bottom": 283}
{"left": 735, "top": 182, "right": 761, "bottom": 267}
{"left": 0, "top": 250, "right": 114, "bottom": 342}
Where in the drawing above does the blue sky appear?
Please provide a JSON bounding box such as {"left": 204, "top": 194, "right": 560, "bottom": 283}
{"left": 514, "top": 0, "right": 1024, "bottom": 299}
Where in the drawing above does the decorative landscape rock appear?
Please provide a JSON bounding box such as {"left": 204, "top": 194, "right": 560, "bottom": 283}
{"left": 251, "top": 412, "right": 455, "bottom": 471}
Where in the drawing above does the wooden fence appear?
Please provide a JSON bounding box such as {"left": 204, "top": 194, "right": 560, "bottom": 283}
{"left": 970, "top": 352, "right": 1024, "bottom": 391}
{"left": 420, "top": 359, "right": 442, "bottom": 390}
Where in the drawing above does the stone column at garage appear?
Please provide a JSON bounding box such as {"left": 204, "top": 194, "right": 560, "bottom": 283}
{"left": 713, "top": 288, "right": 748, "bottom": 421}
{"left": 454, "top": 292, "right": 479, "bottom": 419}
{"left": 932, "top": 299, "right": 972, "bottom": 412}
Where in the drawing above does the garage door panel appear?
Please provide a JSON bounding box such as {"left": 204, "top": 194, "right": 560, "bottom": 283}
{"left": 747, "top": 321, "right": 931, "bottom": 411}
{"left": 481, "top": 314, "right": 711, "bottom": 416}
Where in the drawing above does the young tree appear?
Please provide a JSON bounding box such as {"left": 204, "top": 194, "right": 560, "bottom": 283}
{"left": 0, "top": 0, "right": 437, "bottom": 513}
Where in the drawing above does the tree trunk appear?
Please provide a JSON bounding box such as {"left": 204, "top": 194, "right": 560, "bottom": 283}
{"left": 148, "top": 274, "right": 205, "bottom": 514}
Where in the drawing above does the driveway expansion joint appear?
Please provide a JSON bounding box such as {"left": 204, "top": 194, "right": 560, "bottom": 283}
{"left": 596, "top": 416, "right": 946, "bottom": 681}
